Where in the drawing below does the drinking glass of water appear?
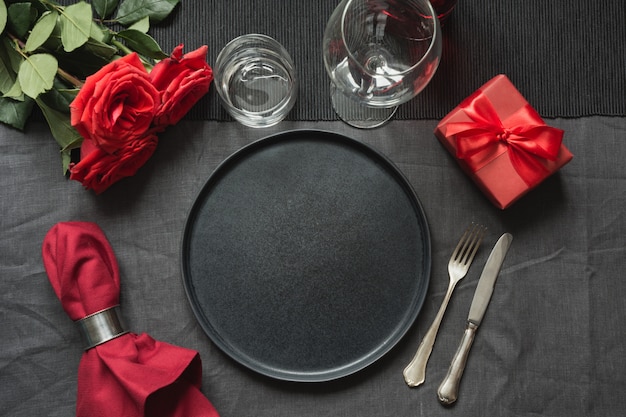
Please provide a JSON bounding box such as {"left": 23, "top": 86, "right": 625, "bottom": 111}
{"left": 214, "top": 34, "right": 298, "bottom": 128}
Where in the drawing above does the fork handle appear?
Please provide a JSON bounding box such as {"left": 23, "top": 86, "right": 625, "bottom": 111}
{"left": 437, "top": 321, "right": 477, "bottom": 405}
{"left": 403, "top": 282, "right": 455, "bottom": 387}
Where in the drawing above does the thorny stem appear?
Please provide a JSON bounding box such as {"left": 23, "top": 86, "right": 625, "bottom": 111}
{"left": 111, "top": 39, "right": 133, "bottom": 56}
{"left": 57, "top": 68, "right": 84, "bottom": 88}
{"left": 7, "top": 31, "right": 26, "bottom": 50}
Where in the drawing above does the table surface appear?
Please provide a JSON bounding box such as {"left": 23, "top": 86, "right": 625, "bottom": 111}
{"left": 2, "top": 1, "right": 626, "bottom": 417}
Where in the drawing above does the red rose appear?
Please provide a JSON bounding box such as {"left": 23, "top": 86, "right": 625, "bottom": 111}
{"left": 150, "top": 44, "right": 213, "bottom": 126}
{"left": 70, "top": 53, "right": 161, "bottom": 154}
{"left": 68, "top": 45, "right": 211, "bottom": 194}
{"left": 69, "top": 134, "right": 158, "bottom": 194}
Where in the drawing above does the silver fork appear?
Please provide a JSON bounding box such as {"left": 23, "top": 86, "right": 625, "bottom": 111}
{"left": 403, "top": 223, "right": 486, "bottom": 387}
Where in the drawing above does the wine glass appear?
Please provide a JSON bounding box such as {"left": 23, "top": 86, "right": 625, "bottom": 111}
{"left": 323, "top": 0, "right": 442, "bottom": 128}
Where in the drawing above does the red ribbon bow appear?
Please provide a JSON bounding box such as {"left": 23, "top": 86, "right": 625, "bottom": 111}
{"left": 444, "top": 92, "right": 564, "bottom": 187}
{"left": 42, "top": 222, "right": 220, "bottom": 417}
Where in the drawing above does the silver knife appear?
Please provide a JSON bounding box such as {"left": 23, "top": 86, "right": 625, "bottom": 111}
{"left": 437, "top": 233, "right": 513, "bottom": 405}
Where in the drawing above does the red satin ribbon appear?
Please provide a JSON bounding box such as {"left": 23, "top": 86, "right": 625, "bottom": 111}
{"left": 444, "top": 92, "right": 564, "bottom": 187}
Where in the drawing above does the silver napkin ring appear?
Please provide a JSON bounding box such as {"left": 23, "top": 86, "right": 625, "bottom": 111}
{"left": 75, "top": 305, "right": 129, "bottom": 350}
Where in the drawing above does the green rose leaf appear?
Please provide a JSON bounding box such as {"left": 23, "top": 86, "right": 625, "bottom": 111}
{"left": 2, "top": 37, "right": 23, "bottom": 73}
{"left": 116, "top": 29, "right": 168, "bottom": 59}
{"left": 92, "top": 0, "right": 119, "bottom": 20}
{"left": 128, "top": 15, "right": 150, "bottom": 33}
{"left": 7, "top": 2, "right": 37, "bottom": 38}
{"left": 90, "top": 21, "right": 112, "bottom": 43}
{"left": 59, "top": 1, "right": 93, "bottom": 52}
{"left": 24, "top": 11, "right": 58, "bottom": 53}
{"left": 0, "top": 0, "right": 7, "bottom": 34}
{"left": 0, "top": 62, "right": 15, "bottom": 95}
{"left": 3, "top": 78, "right": 23, "bottom": 98}
{"left": 116, "top": 0, "right": 180, "bottom": 26}
{"left": 0, "top": 95, "right": 35, "bottom": 130}
{"left": 18, "top": 53, "right": 58, "bottom": 98}
{"left": 82, "top": 37, "right": 118, "bottom": 61}
{"left": 38, "top": 78, "right": 78, "bottom": 114}
{"left": 0, "top": 41, "right": 17, "bottom": 94}
{"left": 36, "top": 98, "right": 83, "bottom": 174}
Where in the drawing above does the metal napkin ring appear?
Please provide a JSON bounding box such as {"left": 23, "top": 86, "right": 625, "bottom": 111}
{"left": 75, "top": 305, "right": 129, "bottom": 350}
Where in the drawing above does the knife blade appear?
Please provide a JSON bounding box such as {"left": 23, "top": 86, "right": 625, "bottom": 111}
{"left": 437, "top": 232, "right": 513, "bottom": 405}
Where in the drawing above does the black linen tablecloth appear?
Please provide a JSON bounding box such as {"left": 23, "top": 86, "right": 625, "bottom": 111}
{"left": 148, "top": 0, "right": 626, "bottom": 121}
{"left": 1, "top": 1, "right": 626, "bottom": 417}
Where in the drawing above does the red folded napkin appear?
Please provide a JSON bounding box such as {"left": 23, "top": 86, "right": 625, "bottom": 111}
{"left": 42, "top": 222, "right": 219, "bottom": 417}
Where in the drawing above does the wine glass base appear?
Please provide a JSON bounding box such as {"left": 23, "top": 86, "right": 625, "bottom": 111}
{"left": 330, "top": 85, "right": 397, "bottom": 129}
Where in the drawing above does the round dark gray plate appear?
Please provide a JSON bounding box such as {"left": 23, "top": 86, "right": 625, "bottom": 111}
{"left": 181, "top": 130, "right": 430, "bottom": 382}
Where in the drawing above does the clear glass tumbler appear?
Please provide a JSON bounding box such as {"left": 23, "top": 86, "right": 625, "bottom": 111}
{"left": 214, "top": 34, "right": 298, "bottom": 128}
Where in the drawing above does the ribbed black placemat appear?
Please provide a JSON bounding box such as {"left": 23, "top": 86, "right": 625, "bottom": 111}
{"left": 153, "top": 1, "right": 626, "bottom": 120}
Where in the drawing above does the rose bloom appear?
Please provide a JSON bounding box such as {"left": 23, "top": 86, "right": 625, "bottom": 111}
{"left": 71, "top": 53, "right": 161, "bottom": 154}
{"left": 69, "top": 134, "right": 158, "bottom": 194}
{"left": 150, "top": 44, "right": 213, "bottom": 127}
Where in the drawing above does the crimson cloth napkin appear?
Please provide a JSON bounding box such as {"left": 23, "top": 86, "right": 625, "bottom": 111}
{"left": 42, "top": 222, "right": 219, "bottom": 417}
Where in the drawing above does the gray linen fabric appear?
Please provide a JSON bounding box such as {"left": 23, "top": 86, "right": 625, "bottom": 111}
{"left": 1, "top": 117, "right": 625, "bottom": 416}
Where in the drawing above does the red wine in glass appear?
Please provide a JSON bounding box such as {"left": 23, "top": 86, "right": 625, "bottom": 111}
{"left": 430, "top": 0, "right": 458, "bottom": 23}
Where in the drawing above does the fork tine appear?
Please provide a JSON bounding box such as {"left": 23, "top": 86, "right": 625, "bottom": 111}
{"left": 460, "top": 225, "right": 486, "bottom": 266}
{"left": 451, "top": 224, "right": 473, "bottom": 261}
{"left": 452, "top": 224, "right": 486, "bottom": 264}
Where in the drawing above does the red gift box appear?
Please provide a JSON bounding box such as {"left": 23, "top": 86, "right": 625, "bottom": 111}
{"left": 435, "top": 74, "right": 573, "bottom": 209}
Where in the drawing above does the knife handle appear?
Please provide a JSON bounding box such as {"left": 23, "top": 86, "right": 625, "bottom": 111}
{"left": 437, "top": 321, "right": 478, "bottom": 405}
